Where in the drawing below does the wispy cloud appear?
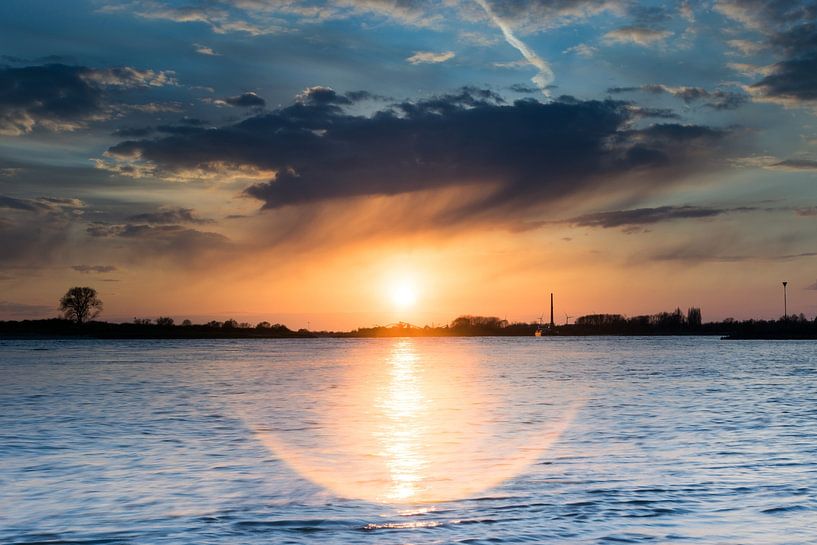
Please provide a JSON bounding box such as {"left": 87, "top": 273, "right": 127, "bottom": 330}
{"left": 193, "top": 43, "right": 220, "bottom": 56}
{"left": 406, "top": 51, "right": 455, "bottom": 64}
{"left": 603, "top": 26, "right": 672, "bottom": 46}
{"left": 472, "top": 0, "right": 553, "bottom": 95}
{"left": 71, "top": 265, "right": 118, "bottom": 273}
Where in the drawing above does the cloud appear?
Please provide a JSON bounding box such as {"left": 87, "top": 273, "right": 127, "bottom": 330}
{"left": 104, "top": 0, "right": 625, "bottom": 35}
{"left": 102, "top": 0, "right": 445, "bottom": 34}
{"left": 194, "top": 43, "right": 220, "bottom": 56}
{"left": 717, "top": 1, "right": 817, "bottom": 107}
{"left": 603, "top": 26, "right": 672, "bottom": 46}
{"left": 608, "top": 84, "right": 748, "bottom": 110}
{"left": 84, "top": 222, "right": 232, "bottom": 263}
{"left": 771, "top": 158, "right": 817, "bottom": 170}
{"left": 102, "top": 88, "right": 740, "bottom": 231}
{"left": 126, "top": 207, "right": 213, "bottom": 224}
{"left": 806, "top": 280, "right": 817, "bottom": 290}
{"left": 481, "top": 0, "right": 625, "bottom": 32}
{"left": 81, "top": 66, "right": 176, "bottom": 87}
{"left": 473, "top": 0, "right": 554, "bottom": 94}
{"left": 565, "top": 205, "right": 747, "bottom": 229}
{"left": 606, "top": 26, "right": 672, "bottom": 47}
{"left": 726, "top": 39, "right": 764, "bottom": 55}
{"left": 296, "top": 85, "right": 353, "bottom": 105}
{"left": 750, "top": 57, "right": 817, "bottom": 104}
{"left": 71, "top": 265, "right": 118, "bottom": 273}
{"left": 0, "top": 194, "right": 85, "bottom": 214}
{"left": 104, "top": 2, "right": 278, "bottom": 35}
{"left": 210, "top": 92, "right": 266, "bottom": 107}
{"left": 727, "top": 63, "right": 775, "bottom": 78}
{"left": 113, "top": 126, "right": 155, "bottom": 137}
{"left": 564, "top": 43, "right": 597, "bottom": 57}
{"left": 458, "top": 30, "right": 500, "bottom": 46}
{"left": 0, "top": 63, "right": 175, "bottom": 135}
{"left": 406, "top": 51, "right": 456, "bottom": 64}
{"left": 509, "top": 83, "right": 542, "bottom": 93}
{"left": 0, "top": 195, "right": 45, "bottom": 212}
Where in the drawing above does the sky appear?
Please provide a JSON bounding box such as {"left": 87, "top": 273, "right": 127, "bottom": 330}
{"left": 1, "top": 0, "right": 816, "bottom": 329}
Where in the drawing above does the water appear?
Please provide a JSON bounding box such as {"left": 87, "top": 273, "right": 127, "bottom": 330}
{"left": 1, "top": 337, "right": 815, "bottom": 544}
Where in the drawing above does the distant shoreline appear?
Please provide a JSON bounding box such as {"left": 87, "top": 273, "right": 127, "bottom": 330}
{"left": 1, "top": 318, "right": 816, "bottom": 340}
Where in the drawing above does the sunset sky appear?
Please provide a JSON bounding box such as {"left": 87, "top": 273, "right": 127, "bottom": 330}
{"left": 1, "top": 0, "right": 816, "bottom": 328}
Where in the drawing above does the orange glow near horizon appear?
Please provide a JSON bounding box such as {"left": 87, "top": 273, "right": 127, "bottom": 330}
{"left": 13, "top": 219, "right": 814, "bottom": 327}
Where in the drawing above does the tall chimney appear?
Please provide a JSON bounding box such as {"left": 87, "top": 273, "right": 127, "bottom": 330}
{"left": 550, "top": 292, "right": 555, "bottom": 327}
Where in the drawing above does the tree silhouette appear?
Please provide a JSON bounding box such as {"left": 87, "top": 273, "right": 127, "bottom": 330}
{"left": 59, "top": 287, "right": 103, "bottom": 324}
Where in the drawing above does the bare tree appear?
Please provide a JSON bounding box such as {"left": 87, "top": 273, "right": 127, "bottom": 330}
{"left": 59, "top": 287, "right": 103, "bottom": 324}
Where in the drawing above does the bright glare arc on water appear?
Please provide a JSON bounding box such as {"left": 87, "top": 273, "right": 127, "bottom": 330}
{"left": 249, "top": 339, "right": 581, "bottom": 504}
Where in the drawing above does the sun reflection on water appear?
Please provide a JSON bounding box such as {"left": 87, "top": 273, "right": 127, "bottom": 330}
{"left": 250, "top": 339, "right": 579, "bottom": 504}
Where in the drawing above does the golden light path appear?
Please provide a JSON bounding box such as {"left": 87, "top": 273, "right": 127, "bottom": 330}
{"left": 251, "top": 340, "right": 580, "bottom": 504}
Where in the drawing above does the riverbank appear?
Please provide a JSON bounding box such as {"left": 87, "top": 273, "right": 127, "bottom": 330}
{"left": 3, "top": 318, "right": 816, "bottom": 339}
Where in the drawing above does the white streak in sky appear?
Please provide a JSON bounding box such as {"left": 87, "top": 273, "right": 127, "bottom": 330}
{"left": 473, "top": 0, "right": 554, "bottom": 95}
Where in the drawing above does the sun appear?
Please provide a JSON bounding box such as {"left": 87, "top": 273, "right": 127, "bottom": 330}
{"left": 390, "top": 281, "right": 418, "bottom": 309}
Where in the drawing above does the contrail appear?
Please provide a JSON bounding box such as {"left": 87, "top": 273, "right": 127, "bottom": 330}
{"left": 473, "top": 0, "right": 554, "bottom": 95}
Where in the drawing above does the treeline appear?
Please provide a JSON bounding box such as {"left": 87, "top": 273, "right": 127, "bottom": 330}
{"left": 342, "top": 315, "right": 537, "bottom": 337}
{"left": 341, "top": 309, "right": 817, "bottom": 339}
{"left": 3, "top": 311, "right": 817, "bottom": 339}
{"left": 565, "top": 308, "right": 817, "bottom": 338}
{"left": 0, "top": 318, "right": 313, "bottom": 339}
{"left": 568, "top": 307, "right": 703, "bottom": 334}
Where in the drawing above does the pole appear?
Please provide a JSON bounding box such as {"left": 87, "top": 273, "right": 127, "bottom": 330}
{"left": 550, "top": 293, "right": 555, "bottom": 328}
{"left": 782, "top": 282, "right": 788, "bottom": 318}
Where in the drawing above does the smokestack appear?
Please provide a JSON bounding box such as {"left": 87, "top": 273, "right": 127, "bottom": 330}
{"left": 550, "top": 293, "right": 554, "bottom": 327}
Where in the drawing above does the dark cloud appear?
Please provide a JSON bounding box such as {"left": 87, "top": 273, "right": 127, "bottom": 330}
{"left": 565, "top": 205, "right": 746, "bottom": 228}
{"left": 345, "top": 90, "right": 391, "bottom": 102}
{"left": 71, "top": 264, "right": 118, "bottom": 273}
{"left": 155, "top": 124, "right": 209, "bottom": 135}
{"left": 752, "top": 57, "right": 817, "bottom": 103}
{"left": 104, "top": 88, "right": 739, "bottom": 228}
{"left": 509, "top": 83, "right": 556, "bottom": 94}
{"left": 509, "top": 83, "right": 539, "bottom": 93}
{"left": 0, "top": 194, "right": 84, "bottom": 214}
{"left": 608, "top": 85, "right": 748, "bottom": 110}
{"left": 84, "top": 222, "right": 231, "bottom": 262}
{"left": 0, "top": 63, "right": 174, "bottom": 135}
{"left": 126, "top": 207, "right": 213, "bottom": 224}
{"left": 113, "top": 126, "right": 155, "bottom": 137}
{"left": 0, "top": 64, "right": 105, "bottom": 135}
{"left": 627, "top": 106, "right": 680, "bottom": 119}
{"left": 772, "top": 158, "right": 817, "bottom": 170}
{"left": 179, "top": 117, "right": 208, "bottom": 125}
{"left": 718, "top": 1, "right": 817, "bottom": 105}
{"left": 296, "top": 86, "right": 353, "bottom": 106}
{"left": 0, "top": 195, "right": 44, "bottom": 212}
{"left": 222, "top": 92, "right": 266, "bottom": 108}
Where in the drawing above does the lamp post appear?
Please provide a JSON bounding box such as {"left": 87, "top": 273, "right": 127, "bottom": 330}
{"left": 782, "top": 281, "right": 788, "bottom": 319}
